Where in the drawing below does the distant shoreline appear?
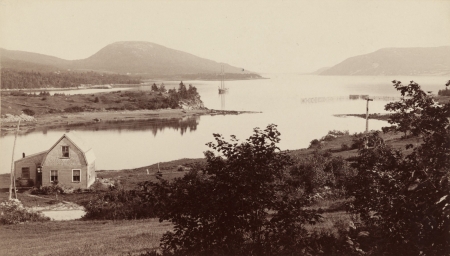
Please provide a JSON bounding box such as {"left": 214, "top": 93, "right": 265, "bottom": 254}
{"left": 0, "top": 77, "right": 269, "bottom": 93}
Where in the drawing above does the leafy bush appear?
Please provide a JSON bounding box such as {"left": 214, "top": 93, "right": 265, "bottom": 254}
{"left": 0, "top": 199, "right": 50, "bottom": 224}
{"left": 328, "top": 130, "right": 349, "bottom": 137}
{"left": 30, "top": 184, "right": 64, "bottom": 195}
{"left": 83, "top": 188, "right": 156, "bottom": 220}
{"left": 10, "top": 91, "right": 30, "bottom": 96}
{"left": 341, "top": 143, "right": 350, "bottom": 151}
{"left": 321, "top": 134, "right": 337, "bottom": 141}
{"left": 438, "top": 89, "right": 450, "bottom": 96}
{"left": 290, "top": 151, "right": 355, "bottom": 194}
{"left": 347, "top": 81, "right": 450, "bottom": 255}
{"left": 64, "top": 106, "right": 84, "bottom": 113}
{"left": 22, "top": 108, "right": 35, "bottom": 116}
{"left": 144, "top": 125, "right": 322, "bottom": 255}
{"left": 308, "top": 139, "right": 321, "bottom": 149}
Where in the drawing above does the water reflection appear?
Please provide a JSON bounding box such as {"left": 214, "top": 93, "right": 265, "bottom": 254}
{"left": 2, "top": 116, "right": 200, "bottom": 137}
{"left": 47, "top": 116, "right": 200, "bottom": 136}
{"left": 220, "top": 93, "right": 226, "bottom": 110}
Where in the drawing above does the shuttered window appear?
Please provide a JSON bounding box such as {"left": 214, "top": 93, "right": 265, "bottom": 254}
{"left": 72, "top": 169, "right": 81, "bottom": 182}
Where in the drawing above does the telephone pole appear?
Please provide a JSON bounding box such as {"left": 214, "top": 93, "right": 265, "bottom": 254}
{"left": 9, "top": 120, "right": 20, "bottom": 200}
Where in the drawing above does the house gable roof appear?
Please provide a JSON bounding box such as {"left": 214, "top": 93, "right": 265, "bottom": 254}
{"left": 41, "top": 132, "right": 94, "bottom": 166}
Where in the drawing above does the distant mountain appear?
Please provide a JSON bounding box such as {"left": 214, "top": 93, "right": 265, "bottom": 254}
{"left": 309, "top": 67, "right": 330, "bottom": 75}
{"left": 0, "top": 48, "right": 70, "bottom": 72}
{"left": 1, "top": 41, "right": 260, "bottom": 79}
{"left": 320, "top": 46, "right": 450, "bottom": 76}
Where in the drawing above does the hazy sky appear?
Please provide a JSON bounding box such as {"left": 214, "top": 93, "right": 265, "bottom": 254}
{"left": 1, "top": 0, "right": 449, "bottom": 73}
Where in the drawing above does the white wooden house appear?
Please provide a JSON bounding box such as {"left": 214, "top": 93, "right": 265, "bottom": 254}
{"left": 14, "top": 133, "right": 96, "bottom": 188}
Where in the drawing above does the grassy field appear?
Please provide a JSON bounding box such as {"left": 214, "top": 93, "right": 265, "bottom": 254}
{"left": 0, "top": 219, "right": 172, "bottom": 256}
{"left": 1, "top": 90, "right": 170, "bottom": 116}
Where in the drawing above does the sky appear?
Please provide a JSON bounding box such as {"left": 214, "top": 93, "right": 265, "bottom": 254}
{"left": 0, "top": 0, "right": 449, "bottom": 73}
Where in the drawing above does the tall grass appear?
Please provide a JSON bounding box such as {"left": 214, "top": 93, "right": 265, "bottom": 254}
{"left": 0, "top": 219, "right": 172, "bottom": 256}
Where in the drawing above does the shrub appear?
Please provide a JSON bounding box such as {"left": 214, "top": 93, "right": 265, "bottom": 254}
{"left": 328, "top": 130, "right": 349, "bottom": 137}
{"left": 89, "top": 180, "right": 108, "bottom": 192}
{"left": 309, "top": 139, "right": 321, "bottom": 148}
{"left": 10, "top": 91, "right": 29, "bottom": 96}
{"left": 30, "top": 184, "right": 64, "bottom": 195}
{"left": 83, "top": 189, "right": 156, "bottom": 220}
{"left": 64, "top": 106, "right": 84, "bottom": 113}
{"left": 290, "top": 151, "right": 355, "bottom": 194}
{"left": 438, "top": 89, "right": 450, "bottom": 96}
{"left": 22, "top": 108, "right": 35, "bottom": 116}
{"left": 0, "top": 199, "right": 50, "bottom": 224}
{"left": 340, "top": 143, "right": 350, "bottom": 151}
{"left": 144, "top": 125, "right": 321, "bottom": 255}
{"left": 347, "top": 81, "right": 450, "bottom": 255}
{"left": 321, "top": 134, "right": 337, "bottom": 141}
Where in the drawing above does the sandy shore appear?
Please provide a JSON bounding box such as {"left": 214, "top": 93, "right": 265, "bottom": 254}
{"left": 1, "top": 108, "right": 260, "bottom": 133}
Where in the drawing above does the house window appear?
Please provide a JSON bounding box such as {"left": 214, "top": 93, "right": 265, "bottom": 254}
{"left": 51, "top": 170, "right": 58, "bottom": 182}
{"left": 72, "top": 169, "right": 81, "bottom": 182}
{"left": 22, "top": 167, "right": 30, "bottom": 179}
{"left": 62, "top": 146, "right": 69, "bottom": 158}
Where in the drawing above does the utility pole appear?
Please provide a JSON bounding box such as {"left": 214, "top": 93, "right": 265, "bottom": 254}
{"left": 365, "top": 98, "right": 373, "bottom": 133}
{"left": 9, "top": 120, "right": 20, "bottom": 200}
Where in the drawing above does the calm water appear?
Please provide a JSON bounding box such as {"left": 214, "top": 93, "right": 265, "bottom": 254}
{"left": 1, "top": 74, "right": 447, "bottom": 174}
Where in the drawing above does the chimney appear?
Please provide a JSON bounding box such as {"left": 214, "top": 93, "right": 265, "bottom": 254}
{"left": 22, "top": 153, "right": 25, "bottom": 158}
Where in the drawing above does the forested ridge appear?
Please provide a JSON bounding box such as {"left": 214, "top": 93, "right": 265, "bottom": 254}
{"left": 1, "top": 69, "right": 141, "bottom": 89}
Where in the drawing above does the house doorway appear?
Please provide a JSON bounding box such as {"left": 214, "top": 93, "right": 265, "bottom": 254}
{"left": 36, "top": 166, "right": 42, "bottom": 187}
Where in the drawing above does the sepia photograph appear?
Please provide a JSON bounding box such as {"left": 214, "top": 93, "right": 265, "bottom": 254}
{"left": 0, "top": 0, "right": 449, "bottom": 255}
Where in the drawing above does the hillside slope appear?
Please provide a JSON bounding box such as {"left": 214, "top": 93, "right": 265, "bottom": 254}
{"left": 1, "top": 42, "right": 259, "bottom": 78}
{"left": 72, "top": 41, "right": 247, "bottom": 75}
{"left": 320, "top": 46, "right": 450, "bottom": 76}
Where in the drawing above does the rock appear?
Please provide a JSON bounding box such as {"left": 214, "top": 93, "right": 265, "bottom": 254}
{"left": 1, "top": 114, "right": 36, "bottom": 123}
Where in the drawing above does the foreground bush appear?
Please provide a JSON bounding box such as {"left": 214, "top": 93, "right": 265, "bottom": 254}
{"left": 347, "top": 81, "right": 450, "bottom": 255}
{"left": 144, "top": 125, "right": 322, "bottom": 255}
{"left": 0, "top": 199, "right": 50, "bottom": 225}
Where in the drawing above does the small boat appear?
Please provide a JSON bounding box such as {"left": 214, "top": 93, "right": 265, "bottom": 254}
{"left": 218, "top": 64, "right": 228, "bottom": 94}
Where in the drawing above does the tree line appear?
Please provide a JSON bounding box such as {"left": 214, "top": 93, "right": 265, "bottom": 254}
{"left": 1, "top": 69, "right": 141, "bottom": 89}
